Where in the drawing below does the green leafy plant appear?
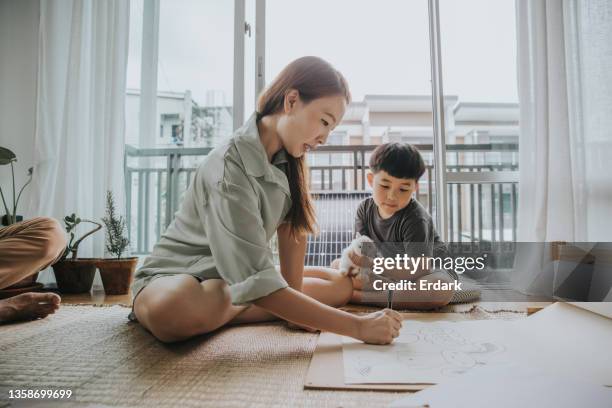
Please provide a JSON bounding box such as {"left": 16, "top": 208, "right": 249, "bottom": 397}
{"left": 102, "top": 191, "right": 130, "bottom": 259}
{"left": 63, "top": 213, "right": 102, "bottom": 260}
{"left": 0, "top": 146, "right": 33, "bottom": 225}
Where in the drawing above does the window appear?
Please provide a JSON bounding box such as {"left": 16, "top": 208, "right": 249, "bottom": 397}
{"left": 440, "top": 0, "right": 519, "bottom": 243}
{"left": 126, "top": 0, "right": 235, "bottom": 149}
{"left": 265, "top": 0, "right": 437, "bottom": 265}
{"left": 266, "top": 0, "right": 435, "bottom": 198}
{"left": 125, "top": 0, "right": 522, "bottom": 255}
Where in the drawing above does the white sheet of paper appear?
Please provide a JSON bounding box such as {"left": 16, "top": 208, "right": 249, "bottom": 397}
{"left": 343, "top": 302, "right": 612, "bottom": 386}
{"left": 389, "top": 365, "right": 612, "bottom": 408}
{"left": 342, "top": 319, "right": 515, "bottom": 384}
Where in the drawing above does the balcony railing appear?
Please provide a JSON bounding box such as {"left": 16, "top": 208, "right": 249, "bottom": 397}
{"left": 125, "top": 143, "right": 518, "bottom": 266}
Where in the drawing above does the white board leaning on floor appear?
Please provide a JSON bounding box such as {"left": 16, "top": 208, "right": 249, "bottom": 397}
{"left": 342, "top": 302, "right": 612, "bottom": 386}
{"left": 389, "top": 364, "right": 612, "bottom": 408}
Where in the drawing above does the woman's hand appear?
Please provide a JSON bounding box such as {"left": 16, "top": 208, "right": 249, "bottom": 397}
{"left": 356, "top": 309, "right": 403, "bottom": 345}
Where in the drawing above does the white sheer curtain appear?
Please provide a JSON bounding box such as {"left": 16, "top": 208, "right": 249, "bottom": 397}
{"left": 514, "top": 0, "right": 612, "bottom": 295}
{"left": 29, "top": 0, "right": 130, "bottom": 282}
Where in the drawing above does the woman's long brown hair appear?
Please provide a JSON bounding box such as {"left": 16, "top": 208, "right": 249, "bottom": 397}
{"left": 256, "top": 56, "right": 351, "bottom": 237}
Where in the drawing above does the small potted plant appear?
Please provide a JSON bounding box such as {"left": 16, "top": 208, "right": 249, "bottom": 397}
{"left": 97, "top": 191, "right": 138, "bottom": 295}
{"left": 0, "top": 146, "right": 33, "bottom": 226}
{"left": 52, "top": 214, "right": 102, "bottom": 293}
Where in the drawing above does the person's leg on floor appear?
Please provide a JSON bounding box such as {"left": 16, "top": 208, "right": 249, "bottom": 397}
{"left": 0, "top": 217, "right": 66, "bottom": 288}
{"left": 134, "top": 266, "right": 355, "bottom": 342}
{"left": 0, "top": 217, "right": 65, "bottom": 324}
{"left": 301, "top": 266, "right": 353, "bottom": 307}
{"left": 133, "top": 275, "right": 252, "bottom": 343}
{"left": 228, "top": 266, "right": 354, "bottom": 326}
{"left": 329, "top": 256, "right": 365, "bottom": 304}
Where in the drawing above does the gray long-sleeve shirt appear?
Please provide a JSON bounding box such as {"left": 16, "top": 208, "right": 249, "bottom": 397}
{"left": 355, "top": 197, "right": 458, "bottom": 279}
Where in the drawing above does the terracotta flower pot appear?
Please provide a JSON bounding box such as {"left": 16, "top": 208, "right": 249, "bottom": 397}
{"left": 97, "top": 257, "right": 138, "bottom": 295}
{"left": 52, "top": 258, "right": 98, "bottom": 294}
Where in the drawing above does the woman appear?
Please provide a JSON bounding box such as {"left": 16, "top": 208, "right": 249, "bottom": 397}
{"left": 132, "top": 56, "right": 402, "bottom": 344}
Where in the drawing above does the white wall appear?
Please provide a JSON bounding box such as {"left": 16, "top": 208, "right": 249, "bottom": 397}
{"left": 0, "top": 0, "right": 40, "bottom": 220}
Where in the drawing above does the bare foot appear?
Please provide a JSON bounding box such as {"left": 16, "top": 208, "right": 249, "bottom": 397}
{"left": 0, "top": 292, "right": 61, "bottom": 324}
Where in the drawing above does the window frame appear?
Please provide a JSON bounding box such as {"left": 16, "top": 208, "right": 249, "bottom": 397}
{"left": 136, "top": 0, "right": 522, "bottom": 241}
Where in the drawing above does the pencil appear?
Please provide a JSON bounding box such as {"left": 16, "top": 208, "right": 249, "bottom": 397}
{"left": 387, "top": 289, "right": 393, "bottom": 310}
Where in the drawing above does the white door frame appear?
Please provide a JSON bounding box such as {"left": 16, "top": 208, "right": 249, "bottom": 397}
{"left": 139, "top": 0, "right": 160, "bottom": 148}
{"left": 255, "top": 0, "right": 266, "bottom": 105}
{"left": 233, "top": 0, "right": 246, "bottom": 131}
{"left": 428, "top": 0, "right": 449, "bottom": 241}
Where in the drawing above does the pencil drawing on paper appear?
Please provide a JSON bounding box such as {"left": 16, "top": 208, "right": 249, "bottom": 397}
{"left": 342, "top": 321, "right": 508, "bottom": 384}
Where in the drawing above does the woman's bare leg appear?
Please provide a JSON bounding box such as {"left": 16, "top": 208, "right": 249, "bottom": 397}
{"left": 229, "top": 266, "right": 353, "bottom": 325}
{"left": 302, "top": 266, "right": 353, "bottom": 306}
{"left": 133, "top": 275, "right": 251, "bottom": 342}
{"left": 329, "top": 257, "right": 364, "bottom": 304}
{"left": 134, "top": 266, "right": 355, "bottom": 342}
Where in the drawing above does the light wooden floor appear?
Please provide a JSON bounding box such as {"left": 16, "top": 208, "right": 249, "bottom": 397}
{"left": 60, "top": 285, "right": 132, "bottom": 306}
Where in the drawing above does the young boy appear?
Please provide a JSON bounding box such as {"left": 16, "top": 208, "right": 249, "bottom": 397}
{"left": 333, "top": 143, "right": 457, "bottom": 310}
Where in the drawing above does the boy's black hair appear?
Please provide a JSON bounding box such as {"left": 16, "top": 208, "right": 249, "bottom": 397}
{"left": 369, "top": 142, "right": 426, "bottom": 180}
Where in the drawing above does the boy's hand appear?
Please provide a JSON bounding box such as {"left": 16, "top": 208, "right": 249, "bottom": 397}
{"left": 348, "top": 249, "right": 374, "bottom": 269}
{"left": 345, "top": 249, "right": 374, "bottom": 277}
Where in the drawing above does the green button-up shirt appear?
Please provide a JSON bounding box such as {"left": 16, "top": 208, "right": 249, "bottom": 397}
{"left": 133, "top": 113, "right": 293, "bottom": 305}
